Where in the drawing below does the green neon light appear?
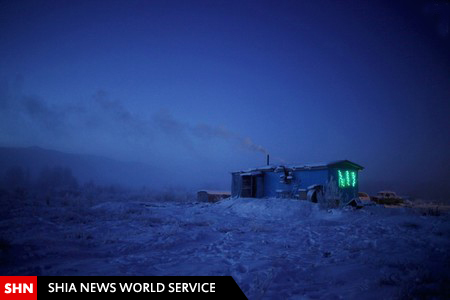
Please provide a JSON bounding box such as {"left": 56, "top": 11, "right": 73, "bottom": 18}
{"left": 338, "top": 170, "right": 344, "bottom": 188}
{"left": 337, "top": 169, "right": 357, "bottom": 188}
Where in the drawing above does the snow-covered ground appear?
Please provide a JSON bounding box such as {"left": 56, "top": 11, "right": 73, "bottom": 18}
{"left": 1, "top": 194, "right": 449, "bottom": 299}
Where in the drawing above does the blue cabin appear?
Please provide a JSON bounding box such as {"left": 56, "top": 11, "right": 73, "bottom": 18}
{"left": 231, "top": 160, "right": 364, "bottom": 202}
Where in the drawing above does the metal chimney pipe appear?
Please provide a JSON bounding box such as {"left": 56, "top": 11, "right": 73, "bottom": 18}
{"left": 266, "top": 154, "right": 270, "bottom": 165}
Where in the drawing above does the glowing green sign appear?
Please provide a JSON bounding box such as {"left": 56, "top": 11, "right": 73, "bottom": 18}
{"left": 338, "top": 170, "right": 357, "bottom": 188}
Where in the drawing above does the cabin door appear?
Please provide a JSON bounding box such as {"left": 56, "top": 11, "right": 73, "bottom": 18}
{"left": 241, "top": 175, "right": 256, "bottom": 198}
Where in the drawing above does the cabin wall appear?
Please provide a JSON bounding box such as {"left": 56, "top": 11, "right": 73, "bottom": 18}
{"left": 263, "top": 169, "right": 330, "bottom": 198}
{"left": 261, "top": 172, "right": 280, "bottom": 197}
{"left": 292, "top": 169, "right": 329, "bottom": 189}
{"left": 328, "top": 168, "right": 359, "bottom": 202}
{"left": 263, "top": 172, "right": 294, "bottom": 197}
{"left": 255, "top": 175, "right": 265, "bottom": 198}
{"left": 231, "top": 173, "right": 241, "bottom": 198}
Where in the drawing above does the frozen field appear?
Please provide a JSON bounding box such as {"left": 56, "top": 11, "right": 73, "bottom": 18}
{"left": 1, "top": 194, "right": 449, "bottom": 299}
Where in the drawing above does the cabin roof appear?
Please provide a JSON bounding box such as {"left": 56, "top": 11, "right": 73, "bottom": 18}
{"left": 232, "top": 160, "right": 364, "bottom": 173}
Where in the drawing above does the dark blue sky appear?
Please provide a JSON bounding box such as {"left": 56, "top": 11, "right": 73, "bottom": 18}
{"left": 1, "top": 0, "right": 449, "bottom": 197}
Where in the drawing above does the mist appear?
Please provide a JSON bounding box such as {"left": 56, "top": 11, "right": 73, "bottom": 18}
{"left": 0, "top": 0, "right": 449, "bottom": 199}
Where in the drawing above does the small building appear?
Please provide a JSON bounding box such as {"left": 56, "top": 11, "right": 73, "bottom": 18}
{"left": 231, "top": 160, "right": 363, "bottom": 202}
{"left": 197, "top": 190, "right": 231, "bottom": 202}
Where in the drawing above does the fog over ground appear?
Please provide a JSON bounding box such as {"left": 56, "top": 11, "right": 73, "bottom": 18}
{"left": 0, "top": 1, "right": 449, "bottom": 199}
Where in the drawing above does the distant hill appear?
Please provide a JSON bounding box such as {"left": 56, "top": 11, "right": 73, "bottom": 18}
{"left": 0, "top": 146, "right": 161, "bottom": 188}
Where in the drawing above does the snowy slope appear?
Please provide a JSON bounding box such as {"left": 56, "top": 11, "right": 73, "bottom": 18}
{"left": 1, "top": 196, "right": 449, "bottom": 299}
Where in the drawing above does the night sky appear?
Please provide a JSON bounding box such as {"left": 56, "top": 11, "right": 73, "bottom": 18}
{"left": 1, "top": 0, "right": 449, "bottom": 198}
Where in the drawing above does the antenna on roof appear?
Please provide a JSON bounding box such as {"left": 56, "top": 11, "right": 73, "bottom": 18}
{"left": 266, "top": 154, "right": 270, "bottom": 165}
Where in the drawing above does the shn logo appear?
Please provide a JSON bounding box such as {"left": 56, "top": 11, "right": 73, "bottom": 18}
{"left": 0, "top": 276, "right": 37, "bottom": 300}
{"left": 5, "top": 283, "right": 33, "bottom": 293}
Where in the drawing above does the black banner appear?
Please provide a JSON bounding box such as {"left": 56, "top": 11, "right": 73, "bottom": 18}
{"left": 37, "top": 276, "right": 247, "bottom": 299}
